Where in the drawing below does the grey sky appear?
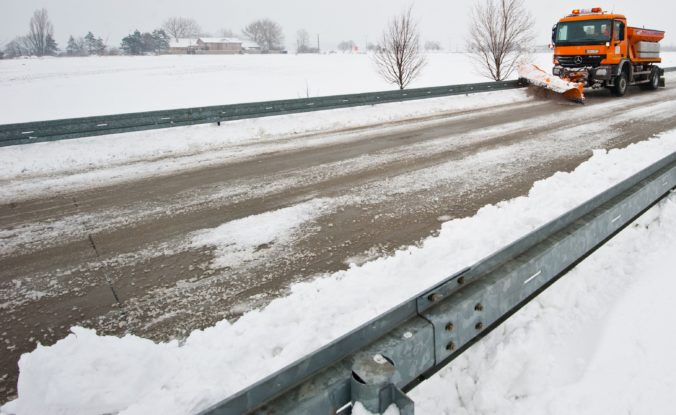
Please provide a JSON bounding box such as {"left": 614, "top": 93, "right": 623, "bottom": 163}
{"left": 1, "top": 1, "right": 674, "bottom": 51}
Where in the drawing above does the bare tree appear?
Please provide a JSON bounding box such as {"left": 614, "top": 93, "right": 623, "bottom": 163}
{"left": 27, "top": 8, "right": 57, "bottom": 56}
{"left": 296, "top": 29, "right": 309, "bottom": 52}
{"left": 4, "top": 36, "right": 32, "bottom": 58}
{"left": 337, "top": 40, "right": 356, "bottom": 53}
{"left": 218, "top": 28, "right": 235, "bottom": 38}
{"left": 467, "top": 0, "right": 534, "bottom": 81}
{"left": 372, "top": 7, "right": 426, "bottom": 90}
{"left": 424, "top": 40, "right": 442, "bottom": 51}
{"left": 162, "top": 17, "right": 201, "bottom": 41}
{"left": 242, "top": 19, "right": 284, "bottom": 52}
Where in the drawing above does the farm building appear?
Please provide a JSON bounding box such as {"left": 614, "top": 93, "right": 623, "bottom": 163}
{"left": 196, "top": 38, "right": 242, "bottom": 54}
{"left": 168, "top": 39, "right": 198, "bottom": 54}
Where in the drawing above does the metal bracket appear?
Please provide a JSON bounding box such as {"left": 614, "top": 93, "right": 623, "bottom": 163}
{"left": 351, "top": 353, "right": 414, "bottom": 414}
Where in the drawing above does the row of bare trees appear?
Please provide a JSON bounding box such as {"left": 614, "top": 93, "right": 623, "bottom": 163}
{"left": 373, "top": 0, "right": 532, "bottom": 90}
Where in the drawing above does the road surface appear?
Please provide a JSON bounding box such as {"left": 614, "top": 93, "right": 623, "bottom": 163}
{"left": 2, "top": 81, "right": 676, "bottom": 402}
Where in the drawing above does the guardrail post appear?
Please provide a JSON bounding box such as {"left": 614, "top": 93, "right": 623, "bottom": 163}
{"left": 350, "top": 352, "right": 414, "bottom": 414}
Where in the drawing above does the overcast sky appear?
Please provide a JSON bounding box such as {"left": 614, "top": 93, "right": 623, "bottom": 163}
{"left": 1, "top": 0, "right": 674, "bottom": 51}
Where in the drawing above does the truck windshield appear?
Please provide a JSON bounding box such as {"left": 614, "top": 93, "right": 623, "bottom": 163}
{"left": 555, "top": 19, "right": 612, "bottom": 45}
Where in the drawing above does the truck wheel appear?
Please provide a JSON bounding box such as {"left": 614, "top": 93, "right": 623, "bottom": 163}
{"left": 612, "top": 71, "right": 628, "bottom": 96}
{"left": 640, "top": 67, "right": 660, "bottom": 91}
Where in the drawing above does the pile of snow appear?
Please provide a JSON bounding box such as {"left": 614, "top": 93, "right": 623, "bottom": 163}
{"left": 412, "top": 188, "right": 676, "bottom": 415}
{"left": 2, "top": 130, "right": 674, "bottom": 414}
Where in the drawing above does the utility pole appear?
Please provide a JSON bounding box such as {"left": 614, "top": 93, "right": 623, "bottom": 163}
{"left": 317, "top": 34, "right": 320, "bottom": 53}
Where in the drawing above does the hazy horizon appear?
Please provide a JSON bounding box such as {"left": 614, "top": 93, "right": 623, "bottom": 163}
{"left": 2, "top": 1, "right": 675, "bottom": 52}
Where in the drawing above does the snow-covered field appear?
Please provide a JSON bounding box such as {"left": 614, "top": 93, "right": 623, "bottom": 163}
{"left": 1, "top": 52, "right": 675, "bottom": 123}
{"left": 3, "top": 130, "right": 675, "bottom": 415}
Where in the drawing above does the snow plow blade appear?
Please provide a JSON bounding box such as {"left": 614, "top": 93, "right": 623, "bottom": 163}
{"left": 517, "top": 63, "right": 585, "bottom": 103}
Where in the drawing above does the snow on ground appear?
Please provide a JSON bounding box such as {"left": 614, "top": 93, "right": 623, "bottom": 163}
{"left": 4, "top": 69, "right": 676, "bottom": 206}
{"left": 0, "top": 88, "right": 532, "bottom": 203}
{"left": 2, "top": 131, "right": 675, "bottom": 415}
{"left": 191, "top": 199, "right": 330, "bottom": 269}
{"left": 1, "top": 52, "right": 675, "bottom": 124}
{"left": 411, "top": 193, "right": 676, "bottom": 415}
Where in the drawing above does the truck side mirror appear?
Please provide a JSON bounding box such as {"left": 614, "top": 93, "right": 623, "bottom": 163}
{"left": 551, "top": 24, "right": 557, "bottom": 44}
{"left": 619, "top": 26, "right": 625, "bottom": 41}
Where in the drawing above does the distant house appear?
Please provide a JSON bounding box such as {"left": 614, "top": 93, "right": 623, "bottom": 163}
{"left": 241, "top": 41, "right": 262, "bottom": 54}
{"left": 196, "top": 38, "right": 242, "bottom": 54}
{"left": 166, "top": 37, "right": 262, "bottom": 55}
{"left": 168, "top": 38, "right": 198, "bottom": 54}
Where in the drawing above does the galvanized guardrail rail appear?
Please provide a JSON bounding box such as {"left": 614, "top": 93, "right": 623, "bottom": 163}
{"left": 1, "top": 66, "right": 673, "bottom": 148}
{"left": 0, "top": 80, "right": 520, "bottom": 147}
{"left": 201, "top": 150, "right": 676, "bottom": 415}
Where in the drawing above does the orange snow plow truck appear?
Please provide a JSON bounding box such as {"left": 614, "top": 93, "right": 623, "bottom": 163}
{"left": 519, "top": 8, "right": 665, "bottom": 102}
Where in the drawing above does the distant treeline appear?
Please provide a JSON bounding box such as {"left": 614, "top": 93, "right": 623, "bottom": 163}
{"left": 1, "top": 9, "right": 291, "bottom": 58}
{"left": 0, "top": 7, "right": 462, "bottom": 60}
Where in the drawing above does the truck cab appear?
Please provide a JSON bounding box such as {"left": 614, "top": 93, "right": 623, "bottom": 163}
{"left": 551, "top": 8, "right": 665, "bottom": 96}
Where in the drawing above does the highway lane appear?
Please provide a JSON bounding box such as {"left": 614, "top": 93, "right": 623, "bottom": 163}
{"left": 2, "top": 82, "right": 676, "bottom": 401}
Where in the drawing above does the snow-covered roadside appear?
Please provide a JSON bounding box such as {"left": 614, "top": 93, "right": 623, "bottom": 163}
{"left": 1, "top": 52, "right": 675, "bottom": 124}
{"left": 0, "top": 89, "right": 531, "bottom": 203}
{"left": 2, "top": 130, "right": 675, "bottom": 414}
{"left": 412, "top": 193, "right": 676, "bottom": 415}
{"left": 1, "top": 53, "right": 517, "bottom": 124}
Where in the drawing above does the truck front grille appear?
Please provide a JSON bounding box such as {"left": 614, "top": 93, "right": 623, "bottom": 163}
{"left": 556, "top": 55, "right": 606, "bottom": 67}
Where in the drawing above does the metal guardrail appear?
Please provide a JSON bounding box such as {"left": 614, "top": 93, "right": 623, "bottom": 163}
{"left": 201, "top": 150, "right": 676, "bottom": 414}
{"left": 1, "top": 66, "right": 673, "bottom": 148}
{"left": 0, "top": 80, "right": 521, "bottom": 147}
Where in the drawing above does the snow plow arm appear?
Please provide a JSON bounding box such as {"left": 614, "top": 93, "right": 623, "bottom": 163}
{"left": 517, "top": 63, "right": 585, "bottom": 103}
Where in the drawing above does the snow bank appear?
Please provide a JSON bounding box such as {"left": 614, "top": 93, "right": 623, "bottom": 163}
{"left": 411, "top": 188, "right": 676, "bottom": 415}
{"left": 2, "top": 132, "right": 675, "bottom": 415}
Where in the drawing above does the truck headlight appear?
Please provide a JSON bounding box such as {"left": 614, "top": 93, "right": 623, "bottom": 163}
{"left": 596, "top": 68, "right": 608, "bottom": 76}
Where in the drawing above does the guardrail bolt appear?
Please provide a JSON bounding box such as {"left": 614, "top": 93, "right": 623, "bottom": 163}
{"left": 446, "top": 341, "right": 456, "bottom": 351}
{"left": 445, "top": 322, "right": 454, "bottom": 332}
{"left": 475, "top": 322, "right": 483, "bottom": 331}
{"left": 474, "top": 303, "right": 483, "bottom": 312}
{"left": 428, "top": 293, "right": 443, "bottom": 302}
{"left": 457, "top": 276, "right": 465, "bottom": 285}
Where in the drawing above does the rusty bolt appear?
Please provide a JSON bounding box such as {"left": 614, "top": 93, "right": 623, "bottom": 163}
{"left": 474, "top": 303, "right": 483, "bottom": 312}
{"left": 475, "top": 322, "right": 483, "bottom": 331}
{"left": 446, "top": 341, "right": 456, "bottom": 351}
{"left": 445, "top": 322, "right": 454, "bottom": 332}
{"left": 457, "top": 276, "right": 465, "bottom": 285}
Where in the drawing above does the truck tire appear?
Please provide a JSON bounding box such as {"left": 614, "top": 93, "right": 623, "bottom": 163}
{"left": 640, "top": 67, "right": 660, "bottom": 91}
{"left": 612, "top": 71, "right": 628, "bottom": 96}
